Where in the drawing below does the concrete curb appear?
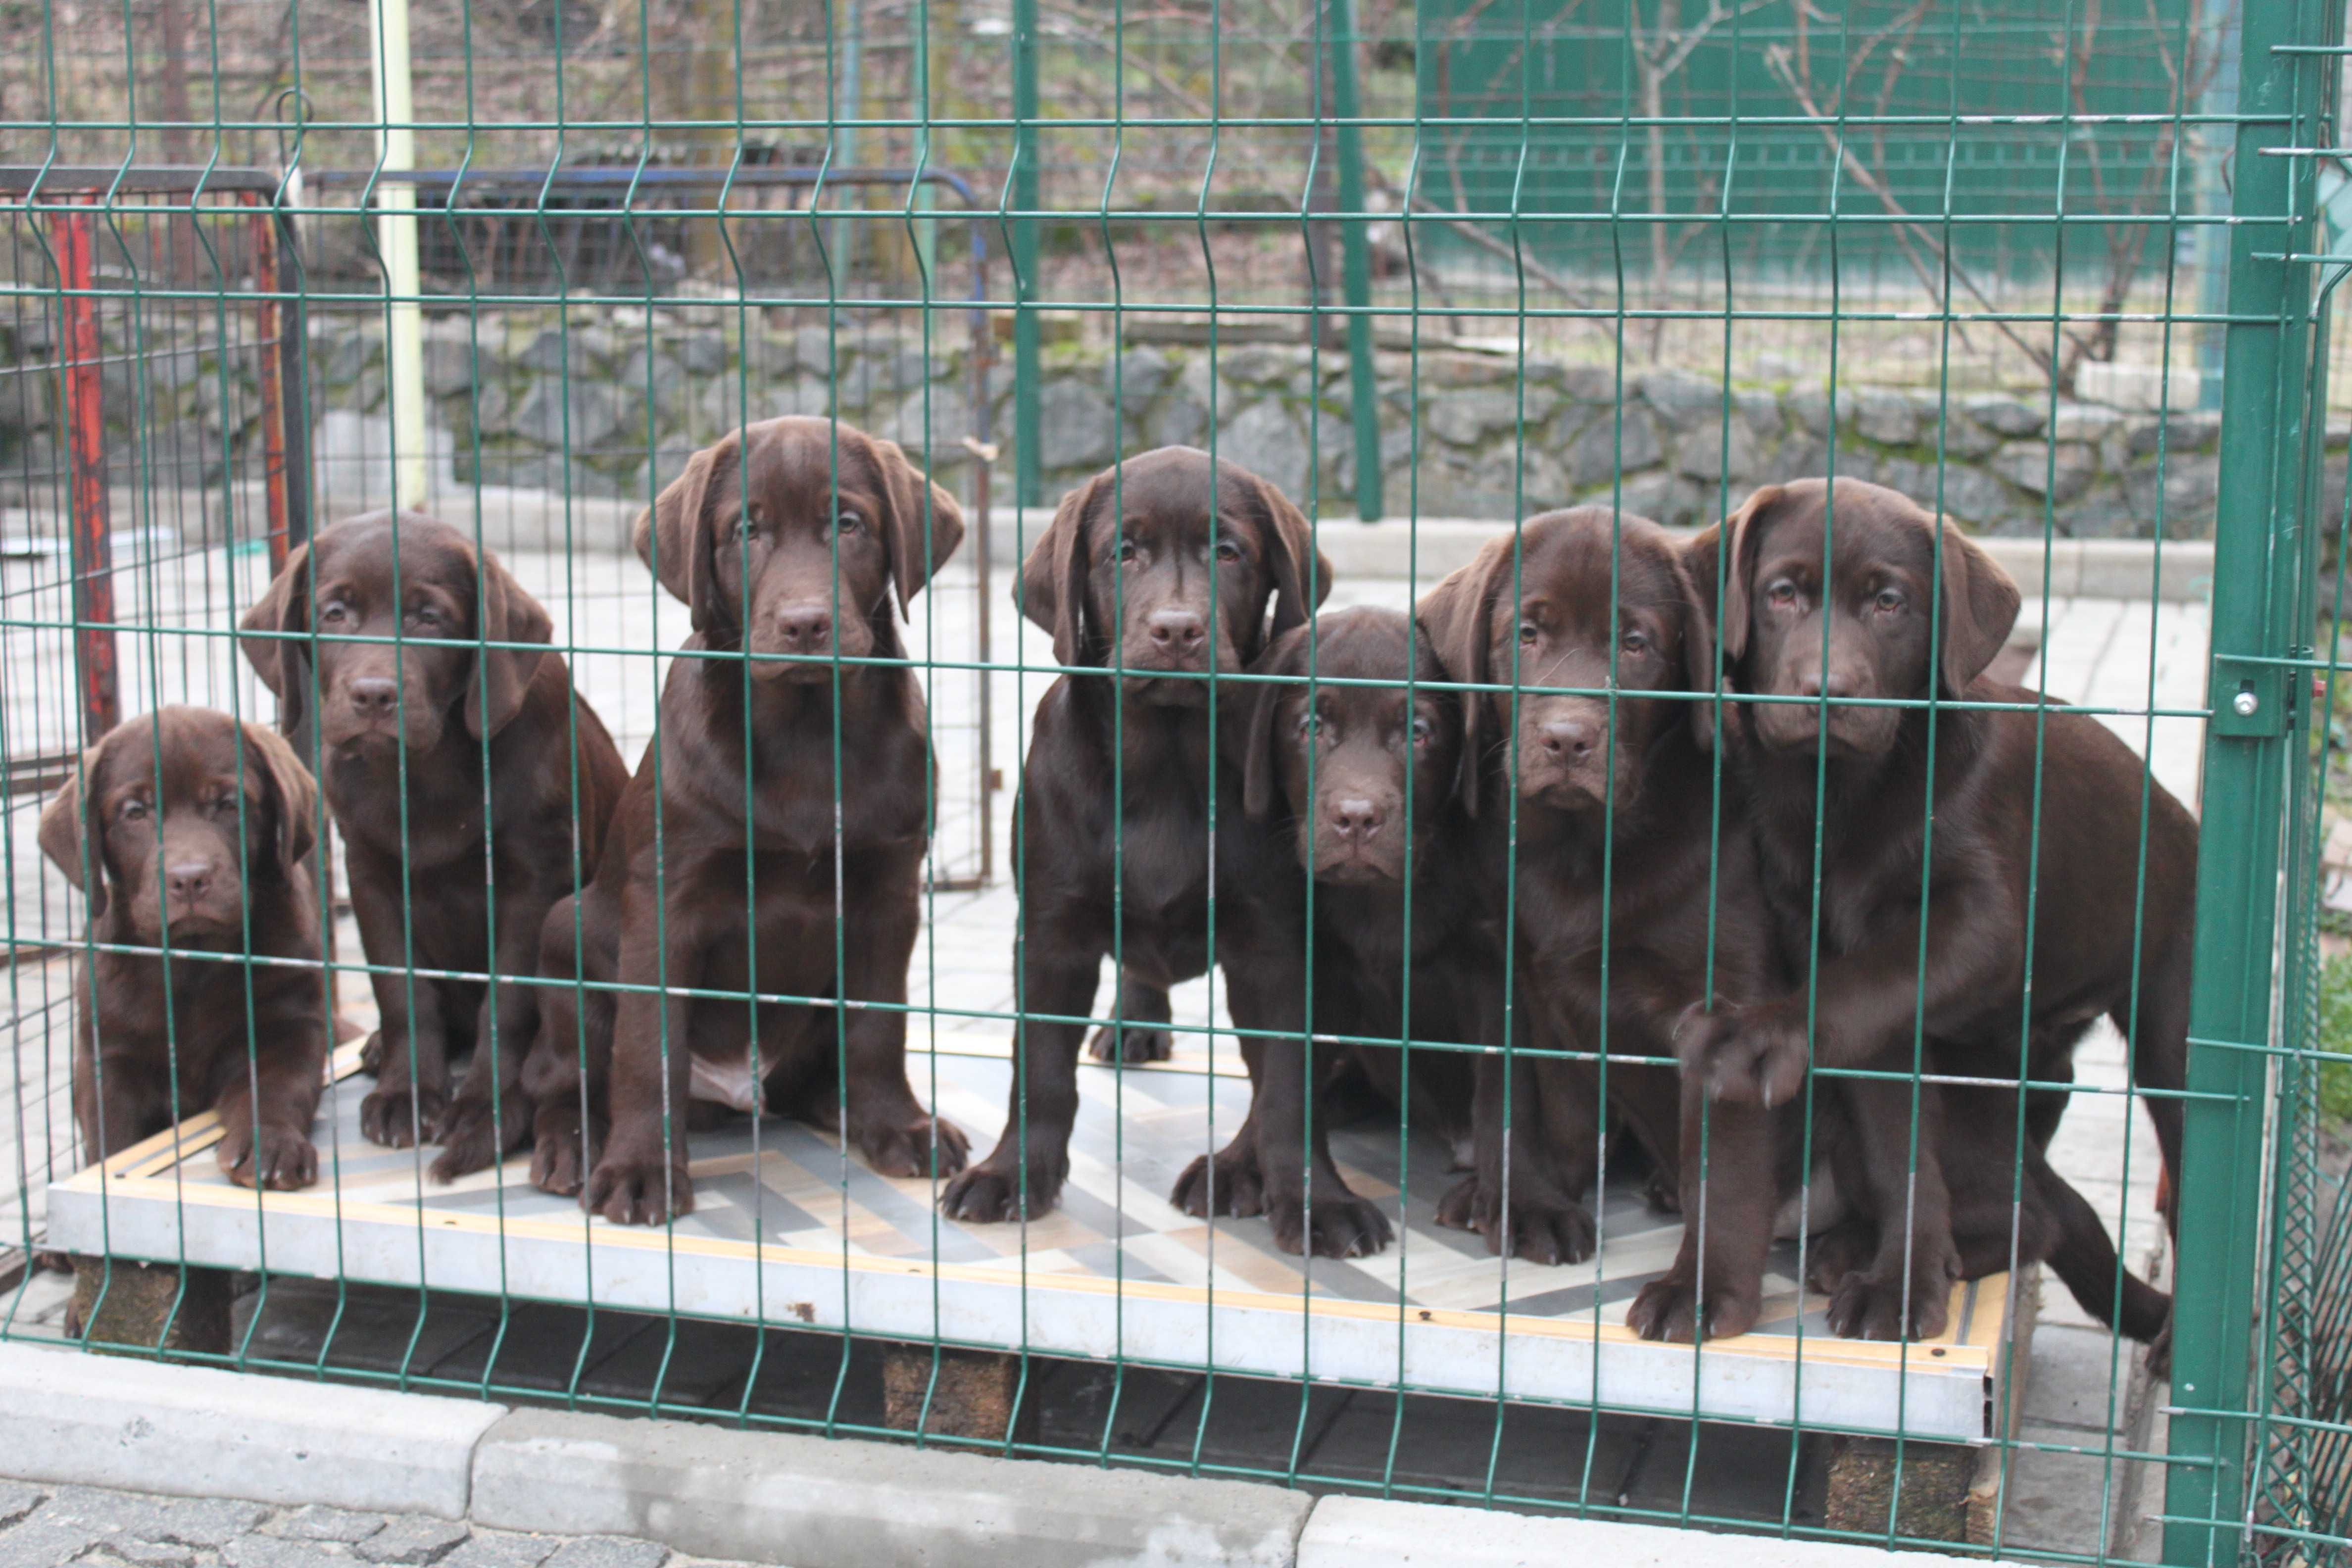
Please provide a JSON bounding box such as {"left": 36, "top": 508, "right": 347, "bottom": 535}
{"left": 470, "top": 1405, "right": 1310, "bottom": 1568}
{"left": 0, "top": 1344, "right": 2046, "bottom": 1567}
{"left": 1297, "top": 1495, "right": 2018, "bottom": 1567}
{"left": 0, "top": 1342, "right": 502, "bottom": 1519}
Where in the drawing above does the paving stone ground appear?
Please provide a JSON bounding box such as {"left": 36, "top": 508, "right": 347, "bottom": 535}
{"left": 0, "top": 1483, "right": 771, "bottom": 1568}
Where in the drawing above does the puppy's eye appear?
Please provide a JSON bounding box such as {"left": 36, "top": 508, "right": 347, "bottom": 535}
{"left": 1116, "top": 539, "right": 1139, "bottom": 565}
{"left": 118, "top": 799, "right": 148, "bottom": 823}
{"left": 732, "top": 515, "right": 759, "bottom": 541}
{"left": 1518, "top": 621, "right": 1539, "bottom": 646}
{"left": 409, "top": 604, "right": 441, "bottom": 627}
{"left": 1294, "top": 711, "right": 1321, "bottom": 737}
{"left": 1873, "top": 587, "right": 1905, "bottom": 613}
{"left": 1213, "top": 539, "right": 1243, "bottom": 564}
{"left": 1621, "top": 628, "right": 1650, "bottom": 655}
{"left": 1410, "top": 715, "right": 1434, "bottom": 747}
{"left": 834, "top": 510, "right": 863, "bottom": 536}
{"left": 1765, "top": 579, "right": 1800, "bottom": 609}
{"left": 319, "top": 601, "right": 349, "bottom": 624}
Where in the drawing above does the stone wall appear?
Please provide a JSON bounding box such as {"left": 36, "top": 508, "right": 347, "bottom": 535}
{"left": 7, "top": 304, "right": 2338, "bottom": 538}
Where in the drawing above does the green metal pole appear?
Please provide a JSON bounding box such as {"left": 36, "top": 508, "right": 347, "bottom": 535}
{"left": 1327, "top": 0, "right": 1382, "bottom": 520}
{"left": 1012, "top": 0, "right": 1041, "bottom": 508}
{"left": 2164, "top": 1, "right": 2332, "bottom": 1561}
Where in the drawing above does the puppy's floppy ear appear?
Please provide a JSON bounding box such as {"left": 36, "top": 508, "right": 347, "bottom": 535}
{"left": 234, "top": 718, "right": 320, "bottom": 876}
{"left": 1237, "top": 468, "right": 1331, "bottom": 656}
{"left": 1023, "top": 468, "right": 1112, "bottom": 667}
{"left": 1414, "top": 533, "right": 1514, "bottom": 817}
{"left": 869, "top": 434, "right": 967, "bottom": 616}
{"left": 637, "top": 431, "right": 741, "bottom": 634}
{"left": 1715, "top": 483, "right": 1785, "bottom": 673}
{"left": 38, "top": 742, "right": 108, "bottom": 918}
{"left": 1240, "top": 626, "right": 1306, "bottom": 822}
{"left": 239, "top": 541, "right": 314, "bottom": 739}
{"left": 1931, "top": 514, "right": 2021, "bottom": 697}
{"left": 1678, "top": 529, "right": 1725, "bottom": 751}
{"left": 460, "top": 538, "right": 554, "bottom": 740}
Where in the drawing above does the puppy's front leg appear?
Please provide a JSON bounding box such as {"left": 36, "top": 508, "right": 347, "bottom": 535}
{"left": 839, "top": 843, "right": 967, "bottom": 1179}
{"left": 432, "top": 886, "right": 550, "bottom": 1181}
{"left": 349, "top": 846, "right": 453, "bottom": 1149}
{"left": 586, "top": 877, "right": 702, "bottom": 1224}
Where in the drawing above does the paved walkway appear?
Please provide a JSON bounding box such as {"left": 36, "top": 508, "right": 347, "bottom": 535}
{"left": 0, "top": 1480, "right": 773, "bottom": 1568}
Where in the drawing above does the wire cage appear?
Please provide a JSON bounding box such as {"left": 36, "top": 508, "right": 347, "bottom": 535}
{"left": 2, "top": 1, "right": 2350, "bottom": 1565}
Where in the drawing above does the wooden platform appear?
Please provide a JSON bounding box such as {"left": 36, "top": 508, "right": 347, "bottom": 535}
{"left": 47, "top": 1038, "right": 2011, "bottom": 1441}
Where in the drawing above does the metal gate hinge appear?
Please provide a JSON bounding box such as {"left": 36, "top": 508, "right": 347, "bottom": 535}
{"left": 2210, "top": 654, "right": 2292, "bottom": 738}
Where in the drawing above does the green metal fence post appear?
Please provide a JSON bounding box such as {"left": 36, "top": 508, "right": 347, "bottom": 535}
{"left": 1011, "top": 0, "right": 1041, "bottom": 508}
{"left": 1326, "top": 0, "right": 1382, "bottom": 520}
{"left": 2165, "top": 2, "right": 2334, "bottom": 1561}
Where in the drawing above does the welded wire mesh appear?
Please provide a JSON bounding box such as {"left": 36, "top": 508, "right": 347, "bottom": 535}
{"left": 2, "top": 1, "right": 2348, "bottom": 1565}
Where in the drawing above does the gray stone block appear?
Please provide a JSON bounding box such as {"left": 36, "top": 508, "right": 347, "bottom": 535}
{"left": 1566, "top": 407, "right": 1663, "bottom": 487}
{"left": 1853, "top": 387, "right": 1919, "bottom": 446}
{"left": 1993, "top": 439, "right": 2098, "bottom": 503}
{"left": 1966, "top": 392, "right": 2046, "bottom": 437}
{"left": 540, "top": 1541, "right": 667, "bottom": 1568}
{"left": 0, "top": 1484, "right": 38, "bottom": 1529}
{"left": 470, "top": 1407, "right": 1310, "bottom": 1568}
{"left": 512, "top": 380, "right": 625, "bottom": 453}
{"left": 1108, "top": 346, "right": 1174, "bottom": 406}
{"left": 441, "top": 1532, "right": 559, "bottom": 1568}
{"left": 0, "top": 1514, "right": 105, "bottom": 1568}
{"left": 357, "top": 1516, "right": 471, "bottom": 1565}
{"left": 1215, "top": 400, "right": 1308, "bottom": 501}
{"left": 279, "top": 1506, "right": 389, "bottom": 1544}
{"left": 47, "top": 1486, "right": 270, "bottom": 1548}
{"left": 223, "top": 1536, "right": 346, "bottom": 1568}
{"left": 1036, "top": 378, "right": 1118, "bottom": 472}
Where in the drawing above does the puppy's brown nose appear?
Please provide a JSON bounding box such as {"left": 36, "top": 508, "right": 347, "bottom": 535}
{"left": 165, "top": 860, "right": 215, "bottom": 906}
{"left": 1327, "top": 796, "right": 1383, "bottom": 842}
{"left": 1146, "top": 608, "right": 1206, "bottom": 653}
{"left": 1540, "top": 717, "right": 1597, "bottom": 762}
{"left": 1796, "top": 670, "right": 1855, "bottom": 699}
{"left": 774, "top": 605, "right": 833, "bottom": 653}
{"left": 347, "top": 678, "right": 399, "bottom": 717}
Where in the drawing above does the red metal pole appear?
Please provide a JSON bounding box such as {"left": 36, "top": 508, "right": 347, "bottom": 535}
{"left": 249, "top": 195, "right": 293, "bottom": 574}
{"left": 50, "top": 199, "right": 117, "bottom": 742}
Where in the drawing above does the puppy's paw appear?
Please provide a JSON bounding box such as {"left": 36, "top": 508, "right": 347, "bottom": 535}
{"left": 1676, "top": 1000, "right": 1810, "bottom": 1108}
{"left": 940, "top": 1154, "right": 1066, "bottom": 1223}
{"left": 1825, "top": 1256, "right": 1957, "bottom": 1341}
{"left": 530, "top": 1115, "right": 602, "bottom": 1198}
{"left": 430, "top": 1090, "right": 534, "bottom": 1184}
{"left": 1434, "top": 1174, "right": 1596, "bottom": 1266}
{"left": 583, "top": 1148, "right": 694, "bottom": 1225}
{"left": 856, "top": 1113, "right": 971, "bottom": 1180}
{"left": 1171, "top": 1141, "right": 1264, "bottom": 1218}
{"left": 2146, "top": 1316, "right": 2172, "bottom": 1382}
{"left": 360, "top": 1083, "right": 446, "bottom": 1150}
{"left": 1086, "top": 1023, "right": 1174, "bottom": 1064}
{"left": 218, "top": 1123, "right": 319, "bottom": 1191}
{"left": 1627, "top": 1270, "right": 1763, "bottom": 1343}
{"left": 1267, "top": 1190, "right": 1393, "bottom": 1260}
{"left": 1802, "top": 1218, "right": 1876, "bottom": 1295}
{"left": 358, "top": 1029, "right": 388, "bottom": 1076}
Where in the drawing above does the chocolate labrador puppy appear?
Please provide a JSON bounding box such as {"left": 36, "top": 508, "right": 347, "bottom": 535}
{"left": 941, "top": 447, "right": 1332, "bottom": 1224}
{"left": 41, "top": 707, "right": 328, "bottom": 1188}
{"left": 1417, "top": 508, "right": 1784, "bottom": 1337}
{"left": 1179, "top": 606, "right": 1493, "bottom": 1257}
{"left": 1680, "top": 477, "right": 2187, "bottom": 1346}
{"left": 242, "top": 512, "right": 629, "bottom": 1180}
{"left": 521, "top": 415, "right": 969, "bottom": 1224}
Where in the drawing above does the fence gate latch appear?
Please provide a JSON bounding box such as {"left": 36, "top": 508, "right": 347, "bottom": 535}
{"left": 2210, "top": 654, "right": 2292, "bottom": 738}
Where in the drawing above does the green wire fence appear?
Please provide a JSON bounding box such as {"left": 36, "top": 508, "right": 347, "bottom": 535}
{"left": 1, "top": 0, "right": 2348, "bottom": 1562}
